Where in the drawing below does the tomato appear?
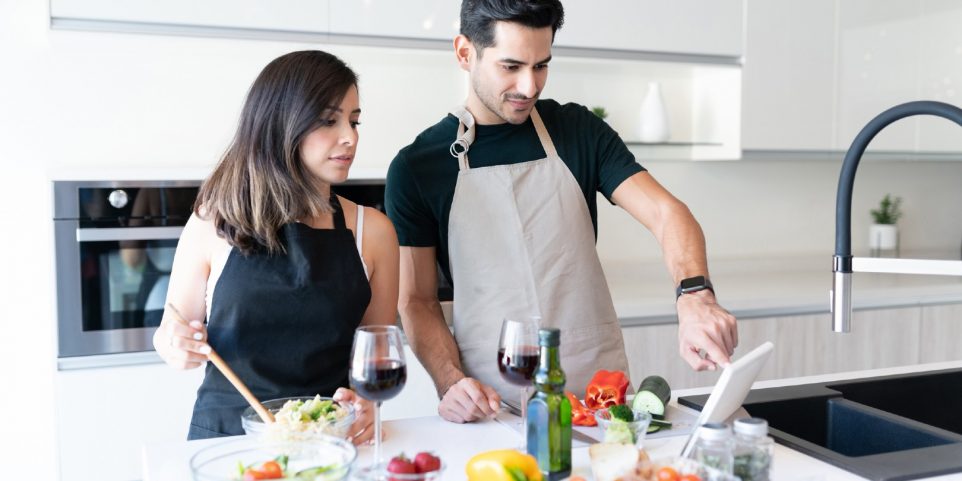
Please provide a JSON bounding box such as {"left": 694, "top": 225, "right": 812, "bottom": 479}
{"left": 260, "top": 461, "right": 283, "bottom": 478}
{"left": 680, "top": 474, "right": 702, "bottom": 481}
{"left": 242, "top": 461, "right": 285, "bottom": 480}
{"left": 657, "top": 466, "right": 680, "bottom": 481}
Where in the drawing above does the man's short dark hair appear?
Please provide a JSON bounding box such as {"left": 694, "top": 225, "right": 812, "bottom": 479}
{"left": 460, "top": 0, "right": 564, "bottom": 54}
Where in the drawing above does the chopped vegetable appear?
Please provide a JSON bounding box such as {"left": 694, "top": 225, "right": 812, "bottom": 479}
{"left": 566, "top": 391, "right": 597, "bottom": 426}
{"left": 608, "top": 404, "right": 634, "bottom": 423}
{"left": 585, "top": 370, "right": 630, "bottom": 410}
{"left": 604, "top": 421, "right": 635, "bottom": 444}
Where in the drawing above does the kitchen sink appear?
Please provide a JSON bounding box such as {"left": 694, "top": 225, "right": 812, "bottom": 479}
{"left": 679, "top": 369, "right": 962, "bottom": 480}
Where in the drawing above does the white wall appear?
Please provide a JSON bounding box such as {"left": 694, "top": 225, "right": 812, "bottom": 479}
{"left": 597, "top": 159, "right": 962, "bottom": 266}
{"left": 3, "top": 1, "right": 962, "bottom": 479}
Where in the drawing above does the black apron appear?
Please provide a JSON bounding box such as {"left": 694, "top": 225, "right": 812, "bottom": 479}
{"left": 188, "top": 198, "right": 372, "bottom": 439}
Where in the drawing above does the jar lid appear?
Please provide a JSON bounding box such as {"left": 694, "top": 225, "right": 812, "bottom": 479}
{"left": 698, "top": 422, "right": 732, "bottom": 441}
{"left": 734, "top": 417, "right": 769, "bottom": 437}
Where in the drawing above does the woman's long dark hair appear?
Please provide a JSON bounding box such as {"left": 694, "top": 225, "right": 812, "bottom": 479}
{"left": 195, "top": 50, "right": 358, "bottom": 255}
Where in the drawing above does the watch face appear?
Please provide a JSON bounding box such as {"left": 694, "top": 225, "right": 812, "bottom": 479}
{"left": 680, "top": 276, "right": 706, "bottom": 290}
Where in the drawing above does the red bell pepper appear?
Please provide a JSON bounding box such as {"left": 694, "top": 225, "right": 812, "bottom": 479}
{"left": 566, "top": 391, "right": 597, "bottom": 426}
{"left": 584, "top": 370, "right": 629, "bottom": 410}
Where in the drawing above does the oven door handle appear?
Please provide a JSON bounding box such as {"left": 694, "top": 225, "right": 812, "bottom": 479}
{"left": 75, "top": 226, "right": 184, "bottom": 242}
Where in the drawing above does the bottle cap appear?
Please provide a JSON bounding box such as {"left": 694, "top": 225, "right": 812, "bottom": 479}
{"left": 734, "top": 417, "right": 769, "bottom": 438}
{"left": 538, "top": 328, "right": 560, "bottom": 347}
{"left": 698, "top": 422, "right": 732, "bottom": 441}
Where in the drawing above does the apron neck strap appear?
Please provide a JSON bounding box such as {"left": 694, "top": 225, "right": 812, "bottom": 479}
{"left": 449, "top": 104, "right": 558, "bottom": 171}
{"left": 449, "top": 107, "right": 476, "bottom": 171}
{"left": 329, "top": 190, "right": 346, "bottom": 230}
{"left": 528, "top": 107, "right": 558, "bottom": 159}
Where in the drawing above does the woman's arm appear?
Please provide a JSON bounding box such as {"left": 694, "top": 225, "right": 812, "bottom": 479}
{"left": 153, "top": 213, "right": 216, "bottom": 369}
{"left": 358, "top": 207, "right": 400, "bottom": 327}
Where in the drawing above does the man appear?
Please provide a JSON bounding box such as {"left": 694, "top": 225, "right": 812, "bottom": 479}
{"left": 385, "top": 0, "right": 738, "bottom": 424}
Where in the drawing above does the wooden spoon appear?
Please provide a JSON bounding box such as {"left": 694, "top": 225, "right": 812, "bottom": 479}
{"left": 165, "top": 303, "right": 275, "bottom": 424}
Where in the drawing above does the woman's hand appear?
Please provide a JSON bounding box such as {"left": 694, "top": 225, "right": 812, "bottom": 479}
{"left": 334, "top": 387, "right": 381, "bottom": 446}
{"left": 153, "top": 314, "right": 210, "bottom": 370}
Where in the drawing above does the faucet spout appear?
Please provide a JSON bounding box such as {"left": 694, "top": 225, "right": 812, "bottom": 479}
{"left": 832, "top": 101, "right": 962, "bottom": 333}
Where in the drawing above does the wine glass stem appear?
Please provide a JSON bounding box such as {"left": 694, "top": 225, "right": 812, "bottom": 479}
{"left": 374, "top": 401, "right": 382, "bottom": 465}
{"left": 520, "top": 387, "right": 528, "bottom": 452}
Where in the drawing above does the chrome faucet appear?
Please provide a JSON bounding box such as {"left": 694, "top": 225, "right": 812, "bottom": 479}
{"left": 832, "top": 100, "right": 962, "bottom": 333}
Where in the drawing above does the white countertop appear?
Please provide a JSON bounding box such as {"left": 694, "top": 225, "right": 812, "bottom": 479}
{"left": 142, "top": 360, "right": 962, "bottom": 481}
{"left": 605, "top": 254, "right": 962, "bottom": 326}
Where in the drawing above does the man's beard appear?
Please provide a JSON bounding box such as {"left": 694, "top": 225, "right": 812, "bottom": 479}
{"left": 471, "top": 73, "right": 535, "bottom": 125}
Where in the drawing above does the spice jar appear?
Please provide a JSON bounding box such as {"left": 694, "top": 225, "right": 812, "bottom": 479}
{"left": 692, "top": 422, "right": 734, "bottom": 474}
{"left": 733, "top": 417, "right": 773, "bottom": 481}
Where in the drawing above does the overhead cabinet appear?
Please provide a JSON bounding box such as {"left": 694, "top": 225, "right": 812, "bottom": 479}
{"left": 555, "top": 0, "right": 744, "bottom": 58}
{"left": 50, "top": 0, "right": 743, "bottom": 59}
{"left": 50, "top": 0, "right": 331, "bottom": 33}
{"left": 742, "top": 0, "right": 962, "bottom": 154}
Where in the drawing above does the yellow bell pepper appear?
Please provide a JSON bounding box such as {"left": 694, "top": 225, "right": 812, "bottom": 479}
{"left": 465, "top": 449, "right": 543, "bottom": 481}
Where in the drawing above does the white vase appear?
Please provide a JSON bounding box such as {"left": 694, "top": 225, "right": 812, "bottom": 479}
{"left": 639, "top": 81, "right": 670, "bottom": 143}
{"left": 869, "top": 224, "right": 898, "bottom": 250}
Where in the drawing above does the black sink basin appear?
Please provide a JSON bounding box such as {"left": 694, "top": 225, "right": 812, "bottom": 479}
{"left": 679, "top": 369, "right": 962, "bottom": 480}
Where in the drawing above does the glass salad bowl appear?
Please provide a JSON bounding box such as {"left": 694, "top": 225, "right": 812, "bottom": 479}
{"left": 242, "top": 396, "right": 356, "bottom": 442}
{"left": 595, "top": 406, "right": 653, "bottom": 448}
{"left": 189, "top": 435, "right": 356, "bottom": 481}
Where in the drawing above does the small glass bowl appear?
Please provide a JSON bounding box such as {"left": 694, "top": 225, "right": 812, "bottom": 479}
{"left": 189, "top": 435, "right": 356, "bottom": 481}
{"left": 594, "top": 407, "right": 653, "bottom": 447}
{"left": 242, "top": 396, "right": 356, "bottom": 442}
{"left": 352, "top": 461, "right": 446, "bottom": 481}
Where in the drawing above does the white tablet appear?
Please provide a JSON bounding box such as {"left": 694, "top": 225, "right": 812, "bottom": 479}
{"left": 680, "top": 341, "right": 774, "bottom": 457}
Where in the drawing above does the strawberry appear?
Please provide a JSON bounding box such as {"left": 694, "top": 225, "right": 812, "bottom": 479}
{"left": 386, "top": 454, "right": 417, "bottom": 480}
{"left": 413, "top": 452, "right": 441, "bottom": 473}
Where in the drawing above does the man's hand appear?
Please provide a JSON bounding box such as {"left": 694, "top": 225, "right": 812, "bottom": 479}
{"left": 676, "top": 290, "right": 738, "bottom": 371}
{"left": 438, "top": 377, "right": 501, "bottom": 423}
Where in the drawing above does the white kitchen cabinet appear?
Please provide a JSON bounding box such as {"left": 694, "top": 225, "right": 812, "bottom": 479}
{"left": 916, "top": 0, "right": 962, "bottom": 152}
{"left": 55, "top": 362, "right": 204, "bottom": 481}
{"left": 556, "top": 0, "right": 744, "bottom": 58}
{"left": 621, "top": 304, "right": 944, "bottom": 391}
{"left": 50, "top": 0, "right": 330, "bottom": 33}
{"left": 741, "top": 0, "right": 837, "bottom": 151}
{"left": 328, "top": 1, "right": 460, "bottom": 41}
{"left": 835, "top": 0, "right": 922, "bottom": 151}
{"left": 920, "top": 303, "right": 962, "bottom": 363}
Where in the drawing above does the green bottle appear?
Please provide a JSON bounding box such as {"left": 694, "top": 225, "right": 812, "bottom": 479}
{"left": 526, "top": 328, "right": 571, "bottom": 480}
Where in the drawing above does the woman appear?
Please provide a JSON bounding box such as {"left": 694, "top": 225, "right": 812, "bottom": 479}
{"left": 153, "top": 50, "right": 399, "bottom": 443}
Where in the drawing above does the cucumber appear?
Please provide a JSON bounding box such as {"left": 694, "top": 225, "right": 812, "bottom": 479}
{"left": 632, "top": 375, "right": 671, "bottom": 417}
{"left": 646, "top": 424, "right": 661, "bottom": 434}
{"left": 650, "top": 418, "right": 673, "bottom": 429}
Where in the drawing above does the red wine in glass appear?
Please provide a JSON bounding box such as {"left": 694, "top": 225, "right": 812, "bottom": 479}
{"left": 349, "top": 358, "right": 407, "bottom": 402}
{"left": 497, "top": 346, "right": 539, "bottom": 386}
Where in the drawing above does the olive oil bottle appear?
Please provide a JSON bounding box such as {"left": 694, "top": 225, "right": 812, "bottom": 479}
{"left": 526, "top": 328, "right": 571, "bottom": 480}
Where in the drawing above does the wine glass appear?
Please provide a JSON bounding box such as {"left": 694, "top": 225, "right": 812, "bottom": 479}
{"left": 497, "top": 317, "right": 540, "bottom": 450}
{"left": 349, "top": 325, "right": 407, "bottom": 467}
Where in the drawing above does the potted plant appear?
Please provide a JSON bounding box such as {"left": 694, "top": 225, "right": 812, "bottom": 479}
{"left": 869, "top": 194, "right": 902, "bottom": 251}
{"left": 590, "top": 106, "right": 608, "bottom": 122}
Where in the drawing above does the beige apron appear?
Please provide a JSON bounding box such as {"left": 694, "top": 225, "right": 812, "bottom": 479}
{"left": 447, "top": 106, "right": 630, "bottom": 399}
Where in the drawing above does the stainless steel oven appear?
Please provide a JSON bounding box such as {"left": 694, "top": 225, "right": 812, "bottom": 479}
{"left": 54, "top": 180, "right": 200, "bottom": 358}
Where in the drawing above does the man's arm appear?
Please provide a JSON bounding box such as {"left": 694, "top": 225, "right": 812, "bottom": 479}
{"left": 611, "top": 171, "right": 738, "bottom": 370}
{"left": 398, "top": 246, "right": 500, "bottom": 423}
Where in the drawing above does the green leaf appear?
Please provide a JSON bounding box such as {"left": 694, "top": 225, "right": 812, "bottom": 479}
{"left": 274, "top": 454, "right": 289, "bottom": 472}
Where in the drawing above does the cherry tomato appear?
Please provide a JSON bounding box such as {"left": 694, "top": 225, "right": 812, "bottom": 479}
{"left": 260, "top": 461, "right": 283, "bottom": 478}
{"left": 680, "top": 474, "right": 702, "bottom": 481}
{"left": 657, "top": 466, "right": 680, "bottom": 481}
{"left": 242, "top": 461, "right": 285, "bottom": 480}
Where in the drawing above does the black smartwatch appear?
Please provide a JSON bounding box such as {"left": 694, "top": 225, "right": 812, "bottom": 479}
{"left": 676, "top": 275, "right": 714, "bottom": 299}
